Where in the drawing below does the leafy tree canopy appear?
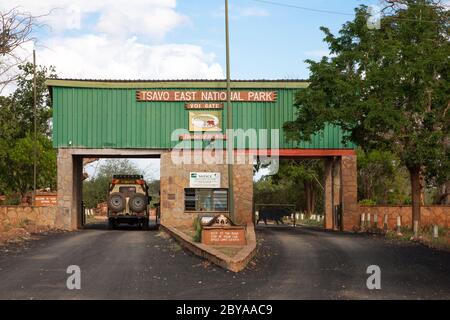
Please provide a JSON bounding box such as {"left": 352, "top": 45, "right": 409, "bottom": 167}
{"left": 284, "top": 0, "right": 449, "bottom": 225}
{"left": 0, "top": 63, "right": 57, "bottom": 197}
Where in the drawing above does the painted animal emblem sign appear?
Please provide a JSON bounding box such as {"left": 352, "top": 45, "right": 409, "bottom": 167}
{"left": 189, "top": 111, "right": 222, "bottom": 132}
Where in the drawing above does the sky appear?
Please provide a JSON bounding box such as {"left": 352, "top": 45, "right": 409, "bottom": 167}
{"left": 1, "top": 0, "right": 379, "bottom": 179}
{"left": 2, "top": 0, "right": 379, "bottom": 81}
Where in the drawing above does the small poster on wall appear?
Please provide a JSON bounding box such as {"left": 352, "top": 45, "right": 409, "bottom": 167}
{"left": 190, "top": 172, "right": 221, "bottom": 188}
{"left": 189, "top": 111, "right": 222, "bottom": 132}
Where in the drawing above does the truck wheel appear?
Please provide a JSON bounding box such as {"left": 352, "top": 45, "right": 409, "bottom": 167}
{"left": 129, "top": 194, "right": 147, "bottom": 213}
{"left": 107, "top": 192, "right": 126, "bottom": 213}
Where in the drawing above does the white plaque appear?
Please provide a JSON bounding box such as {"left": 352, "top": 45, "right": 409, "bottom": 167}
{"left": 189, "top": 172, "right": 221, "bottom": 188}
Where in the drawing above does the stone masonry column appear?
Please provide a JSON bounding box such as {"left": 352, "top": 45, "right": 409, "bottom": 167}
{"left": 340, "top": 155, "right": 358, "bottom": 232}
{"left": 333, "top": 158, "right": 342, "bottom": 229}
{"left": 324, "top": 157, "right": 342, "bottom": 230}
{"left": 324, "top": 158, "right": 334, "bottom": 230}
{"left": 160, "top": 151, "right": 254, "bottom": 228}
{"left": 56, "top": 149, "right": 80, "bottom": 230}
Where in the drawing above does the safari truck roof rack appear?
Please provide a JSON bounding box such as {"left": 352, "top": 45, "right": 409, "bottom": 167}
{"left": 113, "top": 175, "right": 144, "bottom": 180}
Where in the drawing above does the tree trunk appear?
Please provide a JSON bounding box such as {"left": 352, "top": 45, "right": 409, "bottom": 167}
{"left": 419, "top": 171, "right": 426, "bottom": 205}
{"left": 310, "top": 189, "right": 316, "bottom": 215}
{"left": 408, "top": 166, "right": 422, "bottom": 228}
{"left": 438, "top": 182, "right": 450, "bottom": 204}
{"left": 304, "top": 181, "right": 311, "bottom": 216}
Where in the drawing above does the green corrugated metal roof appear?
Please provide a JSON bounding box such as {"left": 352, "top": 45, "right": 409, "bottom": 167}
{"left": 48, "top": 80, "right": 354, "bottom": 150}
{"left": 47, "top": 79, "right": 310, "bottom": 89}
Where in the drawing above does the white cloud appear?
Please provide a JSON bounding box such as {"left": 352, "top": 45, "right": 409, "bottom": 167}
{"left": 239, "top": 7, "right": 269, "bottom": 17}
{"left": 0, "top": 0, "right": 223, "bottom": 85}
{"left": 0, "top": 0, "right": 188, "bottom": 39}
{"left": 38, "top": 35, "right": 224, "bottom": 79}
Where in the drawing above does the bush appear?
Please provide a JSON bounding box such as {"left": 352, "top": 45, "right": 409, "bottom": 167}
{"left": 3, "top": 196, "right": 21, "bottom": 205}
{"left": 192, "top": 216, "right": 202, "bottom": 243}
{"left": 359, "top": 199, "right": 377, "bottom": 206}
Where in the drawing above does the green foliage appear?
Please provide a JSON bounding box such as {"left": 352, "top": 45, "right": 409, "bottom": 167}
{"left": 284, "top": 1, "right": 450, "bottom": 179}
{"left": 254, "top": 159, "right": 324, "bottom": 214}
{"left": 82, "top": 159, "right": 143, "bottom": 208}
{"left": 358, "top": 199, "right": 377, "bottom": 206}
{"left": 357, "top": 148, "right": 410, "bottom": 204}
{"left": 284, "top": 1, "right": 449, "bottom": 223}
{"left": 192, "top": 216, "right": 202, "bottom": 243}
{"left": 0, "top": 63, "right": 57, "bottom": 197}
{"left": 146, "top": 179, "right": 160, "bottom": 205}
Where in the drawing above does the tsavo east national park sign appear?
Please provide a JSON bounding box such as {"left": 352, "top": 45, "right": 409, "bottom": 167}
{"left": 136, "top": 90, "right": 277, "bottom": 102}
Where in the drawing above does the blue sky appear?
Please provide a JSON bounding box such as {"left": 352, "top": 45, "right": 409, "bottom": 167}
{"left": 1, "top": 0, "right": 378, "bottom": 82}
{"left": 1, "top": 0, "right": 378, "bottom": 180}
{"left": 171, "top": 0, "right": 377, "bottom": 79}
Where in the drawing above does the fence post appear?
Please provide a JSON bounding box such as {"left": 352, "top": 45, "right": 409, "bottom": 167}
{"left": 383, "top": 214, "right": 388, "bottom": 231}
{"left": 367, "top": 213, "right": 371, "bottom": 229}
{"left": 413, "top": 220, "right": 419, "bottom": 238}
{"left": 374, "top": 213, "right": 378, "bottom": 228}
{"left": 433, "top": 225, "right": 439, "bottom": 239}
{"left": 396, "top": 215, "right": 402, "bottom": 234}
{"left": 361, "top": 213, "right": 366, "bottom": 230}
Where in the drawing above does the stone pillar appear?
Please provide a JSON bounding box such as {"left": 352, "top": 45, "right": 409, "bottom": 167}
{"left": 341, "top": 155, "right": 358, "bottom": 232}
{"left": 324, "top": 157, "right": 342, "bottom": 230}
{"left": 233, "top": 158, "right": 254, "bottom": 226}
{"left": 73, "top": 155, "right": 83, "bottom": 229}
{"left": 324, "top": 158, "right": 334, "bottom": 230}
{"left": 160, "top": 151, "right": 253, "bottom": 228}
{"left": 56, "top": 149, "right": 82, "bottom": 230}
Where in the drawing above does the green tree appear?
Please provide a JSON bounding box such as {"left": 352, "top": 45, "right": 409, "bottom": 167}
{"left": 357, "top": 148, "right": 410, "bottom": 204}
{"left": 0, "top": 63, "right": 57, "bottom": 197}
{"left": 284, "top": 1, "right": 449, "bottom": 228}
{"left": 7, "top": 134, "right": 56, "bottom": 196}
{"left": 254, "top": 159, "right": 324, "bottom": 215}
{"left": 272, "top": 160, "right": 324, "bottom": 216}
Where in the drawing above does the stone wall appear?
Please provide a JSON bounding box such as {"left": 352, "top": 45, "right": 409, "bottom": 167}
{"left": 359, "top": 205, "right": 450, "bottom": 229}
{"left": 160, "top": 152, "right": 253, "bottom": 228}
{"left": 0, "top": 206, "right": 59, "bottom": 233}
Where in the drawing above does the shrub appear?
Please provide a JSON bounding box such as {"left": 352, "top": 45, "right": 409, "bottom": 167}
{"left": 359, "top": 199, "right": 377, "bottom": 206}
{"left": 192, "top": 216, "right": 202, "bottom": 243}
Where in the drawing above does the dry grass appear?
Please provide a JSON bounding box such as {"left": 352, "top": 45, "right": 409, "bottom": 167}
{"left": 386, "top": 226, "right": 450, "bottom": 251}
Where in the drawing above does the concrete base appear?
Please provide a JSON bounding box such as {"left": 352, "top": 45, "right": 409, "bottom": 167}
{"left": 161, "top": 223, "right": 257, "bottom": 273}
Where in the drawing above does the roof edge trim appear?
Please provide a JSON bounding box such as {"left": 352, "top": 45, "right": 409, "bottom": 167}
{"left": 45, "top": 79, "right": 310, "bottom": 89}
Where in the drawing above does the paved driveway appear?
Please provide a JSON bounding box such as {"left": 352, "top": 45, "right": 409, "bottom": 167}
{"left": 0, "top": 225, "right": 449, "bottom": 299}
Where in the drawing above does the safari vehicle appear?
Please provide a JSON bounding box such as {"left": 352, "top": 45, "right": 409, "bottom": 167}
{"left": 107, "top": 175, "right": 151, "bottom": 229}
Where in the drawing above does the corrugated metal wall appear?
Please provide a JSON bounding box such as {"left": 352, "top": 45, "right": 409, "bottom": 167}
{"left": 52, "top": 86, "right": 354, "bottom": 149}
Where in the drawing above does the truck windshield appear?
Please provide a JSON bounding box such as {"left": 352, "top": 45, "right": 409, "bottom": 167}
{"left": 119, "top": 186, "right": 136, "bottom": 196}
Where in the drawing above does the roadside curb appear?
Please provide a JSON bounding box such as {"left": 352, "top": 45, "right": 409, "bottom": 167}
{"left": 161, "top": 223, "right": 257, "bottom": 273}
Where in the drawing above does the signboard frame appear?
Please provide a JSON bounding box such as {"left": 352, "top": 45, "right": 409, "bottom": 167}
{"left": 188, "top": 111, "right": 222, "bottom": 132}
{"left": 189, "top": 172, "right": 221, "bottom": 188}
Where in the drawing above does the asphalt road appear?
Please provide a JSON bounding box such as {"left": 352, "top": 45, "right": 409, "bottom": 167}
{"left": 0, "top": 224, "right": 449, "bottom": 300}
